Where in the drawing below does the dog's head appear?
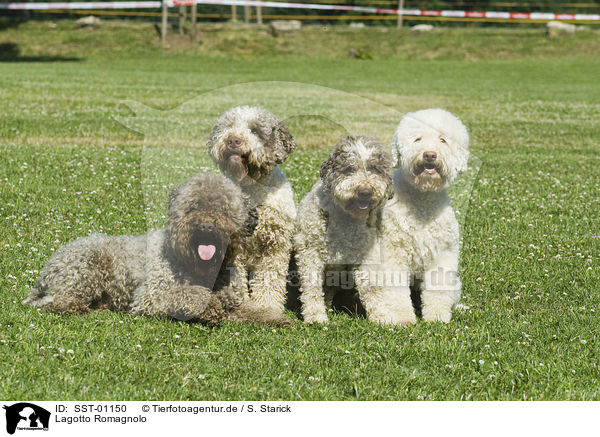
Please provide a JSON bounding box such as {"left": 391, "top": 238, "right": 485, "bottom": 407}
{"left": 207, "top": 106, "right": 297, "bottom": 184}
{"left": 320, "top": 135, "right": 393, "bottom": 218}
{"left": 391, "top": 108, "right": 469, "bottom": 192}
{"left": 165, "top": 173, "right": 248, "bottom": 287}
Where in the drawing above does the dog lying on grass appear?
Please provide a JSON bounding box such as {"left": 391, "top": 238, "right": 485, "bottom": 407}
{"left": 23, "top": 173, "right": 291, "bottom": 327}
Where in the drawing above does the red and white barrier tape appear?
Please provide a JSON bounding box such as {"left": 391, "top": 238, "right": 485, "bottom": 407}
{"left": 172, "top": 0, "right": 600, "bottom": 21}
{"left": 0, "top": 1, "right": 160, "bottom": 9}
{"left": 1, "top": 0, "right": 599, "bottom": 21}
{"left": 172, "top": 0, "right": 398, "bottom": 14}
{"left": 179, "top": 1, "right": 600, "bottom": 20}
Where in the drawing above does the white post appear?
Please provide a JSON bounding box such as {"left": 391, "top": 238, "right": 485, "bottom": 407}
{"left": 191, "top": 1, "right": 197, "bottom": 39}
{"left": 178, "top": 3, "right": 186, "bottom": 34}
{"left": 161, "top": 0, "right": 168, "bottom": 44}
{"left": 397, "top": 0, "right": 404, "bottom": 28}
{"left": 244, "top": 4, "right": 250, "bottom": 23}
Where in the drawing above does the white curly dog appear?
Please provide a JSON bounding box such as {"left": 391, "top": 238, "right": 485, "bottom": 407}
{"left": 356, "top": 108, "right": 470, "bottom": 324}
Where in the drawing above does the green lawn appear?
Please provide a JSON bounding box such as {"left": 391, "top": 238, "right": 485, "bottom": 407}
{"left": 0, "top": 21, "right": 599, "bottom": 400}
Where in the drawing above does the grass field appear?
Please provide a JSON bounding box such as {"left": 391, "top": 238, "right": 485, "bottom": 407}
{"left": 0, "top": 21, "right": 599, "bottom": 400}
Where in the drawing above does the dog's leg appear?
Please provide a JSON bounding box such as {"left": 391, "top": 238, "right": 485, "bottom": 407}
{"left": 421, "top": 250, "right": 461, "bottom": 323}
{"left": 132, "top": 285, "right": 225, "bottom": 325}
{"left": 355, "top": 263, "right": 416, "bottom": 326}
{"left": 231, "top": 257, "right": 250, "bottom": 299}
{"left": 246, "top": 205, "right": 295, "bottom": 313}
{"left": 296, "top": 251, "right": 328, "bottom": 324}
{"left": 217, "top": 282, "right": 292, "bottom": 327}
{"left": 323, "top": 287, "right": 336, "bottom": 309}
{"left": 248, "top": 248, "right": 290, "bottom": 313}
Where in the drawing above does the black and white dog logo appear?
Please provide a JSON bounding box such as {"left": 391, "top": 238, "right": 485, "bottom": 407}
{"left": 3, "top": 403, "right": 50, "bottom": 434}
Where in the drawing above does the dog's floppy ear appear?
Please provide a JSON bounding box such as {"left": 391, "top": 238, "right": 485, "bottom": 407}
{"left": 456, "top": 135, "right": 470, "bottom": 174}
{"left": 320, "top": 135, "right": 351, "bottom": 182}
{"left": 319, "top": 155, "right": 334, "bottom": 182}
{"left": 458, "top": 152, "right": 470, "bottom": 174}
{"left": 270, "top": 122, "right": 297, "bottom": 164}
{"left": 240, "top": 195, "right": 258, "bottom": 237}
{"left": 390, "top": 138, "right": 402, "bottom": 168}
{"left": 167, "top": 184, "right": 180, "bottom": 212}
{"left": 391, "top": 147, "right": 400, "bottom": 168}
{"left": 386, "top": 181, "right": 395, "bottom": 200}
{"left": 243, "top": 206, "right": 259, "bottom": 237}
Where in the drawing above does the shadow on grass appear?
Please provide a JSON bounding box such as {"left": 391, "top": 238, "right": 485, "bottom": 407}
{"left": 0, "top": 15, "right": 28, "bottom": 31}
{"left": 286, "top": 253, "right": 426, "bottom": 320}
{"left": 286, "top": 254, "right": 367, "bottom": 320}
{"left": 0, "top": 42, "right": 83, "bottom": 63}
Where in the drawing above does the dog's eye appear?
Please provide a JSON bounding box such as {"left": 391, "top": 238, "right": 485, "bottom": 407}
{"left": 440, "top": 138, "right": 447, "bottom": 143}
{"left": 414, "top": 137, "right": 422, "bottom": 143}
{"left": 342, "top": 167, "right": 354, "bottom": 175}
{"left": 250, "top": 127, "right": 264, "bottom": 139}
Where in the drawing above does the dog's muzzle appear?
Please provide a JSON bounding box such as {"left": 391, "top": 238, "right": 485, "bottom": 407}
{"left": 344, "top": 185, "right": 375, "bottom": 215}
{"left": 356, "top": 186, "right": 373, "bottom": 210}
{"left": 413, "top": 151, "right": 442, "bottom": 177}
{"left": 193, "top": 223, "right": 226, "bottom": 266}
{"left": 222, "top": 137, "right": 249, "bottom": 181}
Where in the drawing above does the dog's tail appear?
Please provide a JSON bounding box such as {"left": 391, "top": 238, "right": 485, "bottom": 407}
{"left": 22, "top": 281, "right": 53, "bottom": 308}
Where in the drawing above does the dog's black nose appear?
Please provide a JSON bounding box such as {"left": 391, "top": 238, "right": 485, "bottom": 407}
{"left": 423, "top": 151, "right": 437, "bottom": 162}
{"left": 357, "top": 186, "right": 373, "bottom": 200}
{"left": 226, "top": 136, "right": 243, "bottom": 150}
{"left": 198, "top": 222, "right": 216, "bottom": 233}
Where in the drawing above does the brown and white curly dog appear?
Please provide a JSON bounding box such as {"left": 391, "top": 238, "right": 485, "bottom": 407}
{"left": 294, "top": 135, "right": 394, "bottom": 323}
{"left": 207, "top": 106, "right": 297, "bottom": 313}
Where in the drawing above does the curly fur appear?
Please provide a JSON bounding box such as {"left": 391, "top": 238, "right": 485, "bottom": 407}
{"left": 294, "top": 135, "right": 393, "bottom": 323}
{"left": 355, "top": 108, "right": 470, "bottom": 324}
{"left": 207, "top": 106, "right": 297, "bottom": 313}
{"left": 23, "top": 173, "right": 291, "bottom": 327}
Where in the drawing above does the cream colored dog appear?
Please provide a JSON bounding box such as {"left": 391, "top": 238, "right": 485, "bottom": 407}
{"left": 355, "top": 108, "right": 470, "bottom": 324}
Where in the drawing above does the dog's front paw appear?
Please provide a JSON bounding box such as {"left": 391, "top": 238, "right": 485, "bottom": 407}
{"left": 373, "top": 315, "right": 417, "bottom": 326}
{"left": 421, "top": 307, "right": 452, "bottom": 323}
{"left": 303, "top": 311, "right": 329, "bottom": 324}
{"left": 195, "top": 299, "right": 226, "bottom": 326}
{"left": 263, "top": 311, "right": 293, "bottom": 328}
{"left": 369, "top": 309, "right": 417, "bottom": 326}
{"left": 226, "top": 301, "right": 292, "bottom": 327}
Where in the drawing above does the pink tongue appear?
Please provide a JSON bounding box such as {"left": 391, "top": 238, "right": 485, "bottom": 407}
{"left": 198, "top": 244, "right": 216, "bottom": 261}
{"left": 358, "top": 200, "right": 370, "bottom": 210}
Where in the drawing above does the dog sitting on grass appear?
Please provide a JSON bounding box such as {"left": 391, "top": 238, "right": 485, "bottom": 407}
{"left": 207, "top": 106, "right": 297, "bottom": 314}
{"left": 294, "top": 135, "right": 393, "bottom": 323}
{"left": 23, "top": 173, "right": 291, "bottom": 327}
{"left": 356, "top": 108, "right": 470, "bottom": 324}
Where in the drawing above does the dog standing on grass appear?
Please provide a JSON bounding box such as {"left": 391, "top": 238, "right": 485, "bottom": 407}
{"left": 356, "top": 108, "right": 470, "bottom": 324}
{"left": 207, "top": 106, "right": 297, "bottom": 314}
{"left": 23, "top": 173, "right": 290, "bottom": 327}
{"left": 294, "top": 135, "right": 393, "bottom": 323}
